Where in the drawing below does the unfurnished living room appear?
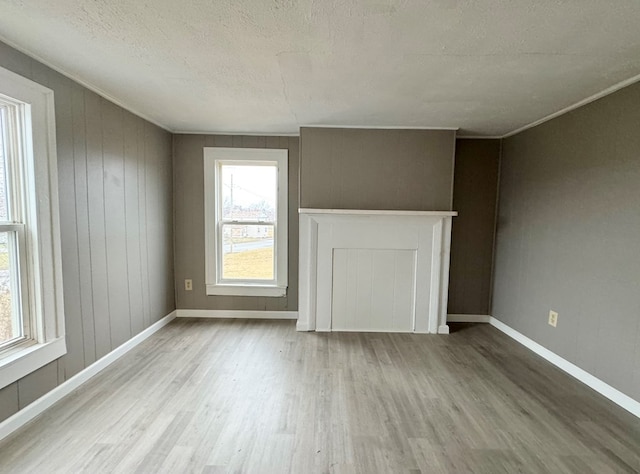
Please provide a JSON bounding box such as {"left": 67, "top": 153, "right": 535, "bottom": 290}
{"left": 0, "top": 1, "right": 639, "bottom": 473}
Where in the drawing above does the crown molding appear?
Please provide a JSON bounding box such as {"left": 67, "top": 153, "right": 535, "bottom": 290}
{"left": 501, "top": 72, "right": 640, "bottom": 139}
{"left": 456, "top": 135, "right": 502, "bottom": 140}
{"left": 4, "top": 33, "right": 639, "bottom": 141}
{"left": 300, "top": 124, "right": 459, "bottom": 131}
{"left": 173, "top": 130, "right": 300, "bottom": 137}
{"left": 0, "top": 34, "right": 173, "bottom": 133}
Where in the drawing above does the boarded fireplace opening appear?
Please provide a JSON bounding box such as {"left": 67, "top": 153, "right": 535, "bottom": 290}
{"left": 331, "top": 248, "right": 416, "bottom": 332}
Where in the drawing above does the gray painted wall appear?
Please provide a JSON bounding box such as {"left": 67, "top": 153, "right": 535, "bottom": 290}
{"left": 299, "top": 127, "right": 456, "bottom": 210}
{"left": 448, "top": 139, "right": 500, "bottom": 315}
{"left": 173, "top": 134, "right": 299, "bottom": 311}
{"left": 493, "top": 81, "right": 640, "bottom": 401}
{"left": 0, "top": 41, "right": 175, "bottom": 422}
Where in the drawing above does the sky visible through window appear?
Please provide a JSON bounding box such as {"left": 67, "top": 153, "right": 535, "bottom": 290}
{"left": 220, "top": 163, "right": 277, "bottom": 280}
{"left": 221, "top": 164, "right": 276, "bottom": 220}
{"left": 0, "top": 106, "right": 14, "bottom": 344}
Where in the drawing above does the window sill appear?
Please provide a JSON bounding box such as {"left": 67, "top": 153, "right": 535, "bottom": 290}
{"left": 0, "top": 337, "right": 67, "bottom": 389}
{"left": 206, "top": 284, "right": 287, "bottom": 297}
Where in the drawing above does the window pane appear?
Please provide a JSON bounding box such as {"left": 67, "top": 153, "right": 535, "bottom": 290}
{"left": 0, "top": 107, "right": 8, "bottom": 221}
{"left": 0, "top": 231, "right": 21, "bottom": 346}
{"left": 221, "top": 164, "right": 276, "bottom": 221}
{"left": 222, "top": 224, "right": 274, "bottom": 280}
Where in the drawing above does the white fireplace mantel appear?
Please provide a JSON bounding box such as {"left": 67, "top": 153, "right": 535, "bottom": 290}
{"left": 297, "top": 208, "right": 457, "bottom": 334}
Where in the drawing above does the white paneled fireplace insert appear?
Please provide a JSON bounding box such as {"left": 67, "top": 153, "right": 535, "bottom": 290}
{"left": 297, "top": 209, "right": 457, "bottom": 334}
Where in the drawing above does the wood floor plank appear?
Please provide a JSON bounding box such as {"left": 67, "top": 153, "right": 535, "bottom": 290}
{"left": 0, "top": 319, "right": 639, "bottom": 473}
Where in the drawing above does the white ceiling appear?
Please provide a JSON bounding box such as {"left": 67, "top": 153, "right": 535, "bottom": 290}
{"left": 1, "top": 1, "right": 640, "bottom": 137}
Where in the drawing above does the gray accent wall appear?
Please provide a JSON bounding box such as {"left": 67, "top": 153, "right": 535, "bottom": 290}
{"left": 448, "top": 139, "right": 500, "bottom": 315}
{"left": 0, "top": 41, "right": 175, "bottom": 422}
{"left": 173, "top": 134, "right": 299, "bottom": 311}
{"left": 493, "top": 81, "right": 640, "bottom": 401}
{"left": 300, "top": 127, "right": 456, "bottom": 210}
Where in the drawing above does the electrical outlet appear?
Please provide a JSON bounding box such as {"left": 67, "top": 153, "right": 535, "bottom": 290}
{"left": 185, "top": 279, "right": 193, "bottom": 291}
{"left": 548, "top": 310, "right": 558, "bottom": 327}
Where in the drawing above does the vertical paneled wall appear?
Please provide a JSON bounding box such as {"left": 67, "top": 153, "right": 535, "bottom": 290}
{"left": 493, "top": 81, "right": 640, "bottom": 402}
{"left": 173, "top": 134, "right": 299, "bottom": 311}
{"left": 448, "top": 139, "right": 501, "bottom": 315}
{"left": 0, "top": 41, "right": 174, "bottom": 422}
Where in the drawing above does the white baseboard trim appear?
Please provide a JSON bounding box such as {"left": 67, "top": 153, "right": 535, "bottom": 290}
{"left": 0, "top": 310, "right": 177, "bottom": 443}
{"left": 176, "top": 309, "right": 298, "bottom": 320}
{"left": 447, "top": 314, "right": 491, "bottom": 323}
{"left": 437, "top": 325, "right": 450, "bottom": 334}
{"left": 296, "top": 320, "right": 313, "bottom": 331}
{"left": 489, "top": 316, "right": 640, "bottom": 419}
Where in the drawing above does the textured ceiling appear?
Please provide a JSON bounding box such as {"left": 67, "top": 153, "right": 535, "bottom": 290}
{"left": 1, "top": 1, "right": 640, "bottom": 136}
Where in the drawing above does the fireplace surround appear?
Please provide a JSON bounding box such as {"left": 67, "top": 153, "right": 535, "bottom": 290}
{"left": 297, "top": 209, "right": 457, "bottom": 334}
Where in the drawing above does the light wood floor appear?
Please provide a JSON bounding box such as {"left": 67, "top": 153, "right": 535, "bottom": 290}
{"left": 1, "top": 319, "right": 639, "bottom": 473}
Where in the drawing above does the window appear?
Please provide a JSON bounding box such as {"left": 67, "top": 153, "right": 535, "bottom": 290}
{"left": 0, "top": 97, "right": 30, "bottom": 351}
{"left": 0, "top": 66, "right": 65, "bottom": 389}
{"left": 204, "top": 148, "right": 288, "bottom": 297}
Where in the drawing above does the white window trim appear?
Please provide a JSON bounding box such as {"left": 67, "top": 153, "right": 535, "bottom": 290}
{"left": 0, "top": 66, "right": 66, "bottom": 389}
{"left": 204, "top": 147, "right": 288, "bottom": 297}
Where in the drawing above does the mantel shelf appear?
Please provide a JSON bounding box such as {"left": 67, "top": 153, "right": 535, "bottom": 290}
{"left": 299, "top": 208, "right": 458, "bottom": 217}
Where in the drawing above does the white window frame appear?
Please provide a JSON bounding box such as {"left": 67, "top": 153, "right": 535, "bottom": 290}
{"left": 0, "top": 66, "right": 66, "bottom": 389}
{"left": 204, "top": 147, "right": 288, "bottom": 297}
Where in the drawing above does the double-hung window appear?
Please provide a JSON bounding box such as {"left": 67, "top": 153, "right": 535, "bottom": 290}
{"left": 0, "top": 66, "right": 65, "bottom": 389}
{"left": 0, "top": 94, "right": 30, "bottom": 351}
{"left": 204, "top": 148, "right": 288, "bottom": 297}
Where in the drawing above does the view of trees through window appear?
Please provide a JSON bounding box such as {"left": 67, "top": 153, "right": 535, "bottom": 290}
{"left": 220, "top": 164, "right": 277, "bottom": 280}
